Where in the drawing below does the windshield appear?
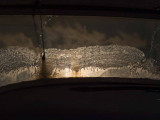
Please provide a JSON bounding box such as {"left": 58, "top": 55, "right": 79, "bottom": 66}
{"left": 0, "top": 15, "right": 160, "bottom": 86}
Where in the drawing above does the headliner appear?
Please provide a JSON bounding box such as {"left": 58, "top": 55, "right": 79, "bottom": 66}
{"left": 0, "top": 0, "right": 160, "bottom": 19}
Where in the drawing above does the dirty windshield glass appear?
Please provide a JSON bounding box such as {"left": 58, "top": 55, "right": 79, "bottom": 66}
{"left": 0, "top": 15, "right": 160, "bottom": 86}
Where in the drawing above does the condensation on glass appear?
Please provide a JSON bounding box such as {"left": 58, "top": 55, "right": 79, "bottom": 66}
{"left": 0, "top": 15, "right": 160, "bottom": 87}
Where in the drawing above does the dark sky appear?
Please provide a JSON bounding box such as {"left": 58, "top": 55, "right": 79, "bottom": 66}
{"left": 0, "top": 15, "right": 160, "bottom": 57}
